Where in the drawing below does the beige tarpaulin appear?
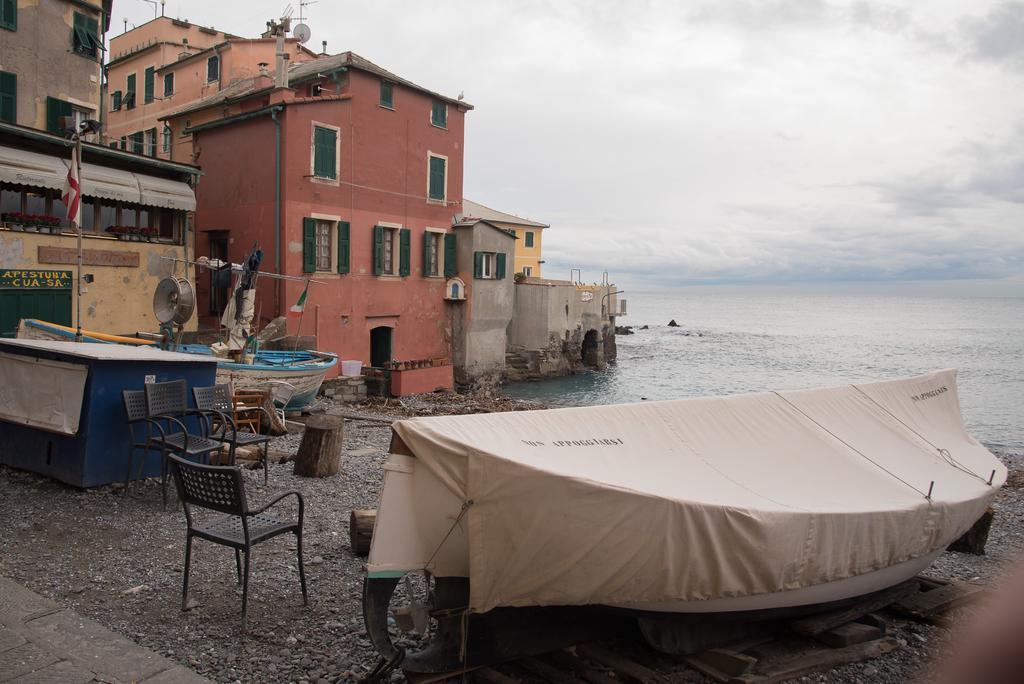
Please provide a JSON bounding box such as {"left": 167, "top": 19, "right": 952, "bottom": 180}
{"left": 391, "top": 370, "right": 1004, "bottom": 613}
{"left": 0, "top": 351, "right": 88, "bottom": 435}
{"left": 221, "top": 285, "right": 256, "bottom": 351}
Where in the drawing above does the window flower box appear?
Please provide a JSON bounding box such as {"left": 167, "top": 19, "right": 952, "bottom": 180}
{"left": 2, "top": 212, "right": 64, "bottom": 232}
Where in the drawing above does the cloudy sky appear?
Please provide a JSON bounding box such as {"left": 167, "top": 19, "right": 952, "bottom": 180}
{"left": 113, "top": 1, "right": 1024, "bottom": 293}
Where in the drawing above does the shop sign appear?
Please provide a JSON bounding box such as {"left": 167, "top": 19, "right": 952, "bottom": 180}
{"left": 0, "top": 269, "right": 73, "bottom": 289}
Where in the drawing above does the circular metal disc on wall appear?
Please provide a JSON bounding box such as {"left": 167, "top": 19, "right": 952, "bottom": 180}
{"left": 153, "top": 277, "right": 196, "bottom": 325}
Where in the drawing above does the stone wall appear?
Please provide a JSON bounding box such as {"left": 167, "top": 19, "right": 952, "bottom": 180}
{"left": 319, "top": 376, "right": 367, "bottom": 403}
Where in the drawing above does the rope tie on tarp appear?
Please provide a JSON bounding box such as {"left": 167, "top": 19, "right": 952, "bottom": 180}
{"left": 424, "top": 499, "right": 474, "bottom": 571}
{"left": 772, "top": 391, "right": 928, "bottom": 498}
{"left": 849, "top": 385, "right": 990, "bottom": 484}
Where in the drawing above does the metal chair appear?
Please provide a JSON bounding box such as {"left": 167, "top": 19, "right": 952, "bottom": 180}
{"left": 193, "top": 384, "right": 273, "bottom": 484}
{"left": 167, "top": 454, "right": 307, "bottom": 631}
{"left": 122, "top": 389, "right": 165, "bottom": 496}
{"left": 144, "top": 379, "right": 225, "bottom": 509}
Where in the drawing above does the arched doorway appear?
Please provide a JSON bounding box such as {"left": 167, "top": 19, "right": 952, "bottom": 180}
{"left": 370, "top": 326, "right": 393, "bottom": 368}
{"left": 581, "top": 329, "right": 600, "bottom": 367}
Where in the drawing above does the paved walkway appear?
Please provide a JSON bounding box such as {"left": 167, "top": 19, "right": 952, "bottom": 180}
{"left": 0, "top": 576, "right": 207, "bottom": 683}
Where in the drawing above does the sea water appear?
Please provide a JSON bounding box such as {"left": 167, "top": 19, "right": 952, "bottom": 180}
{"left": 503, "top": 291, "right": 1024, "bottom": 452}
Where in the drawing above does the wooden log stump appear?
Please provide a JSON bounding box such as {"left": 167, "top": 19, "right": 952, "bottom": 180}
{"left": 948, "top": 507, "right": 994, "bottom": 555}
{"left": 293, "top": 414, "right": 344, "bottom": 477}
{"left": 350, "top": 508, "right": 377, "bottom": 556}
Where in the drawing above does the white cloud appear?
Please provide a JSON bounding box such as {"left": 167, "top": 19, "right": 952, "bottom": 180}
{"left": 116, "top": 1, "right": 1024, "bottom": 292}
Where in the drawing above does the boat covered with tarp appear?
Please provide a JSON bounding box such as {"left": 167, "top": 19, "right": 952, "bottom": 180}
{"left": 364, "top": 369, "right": 1004, "bottom": 671}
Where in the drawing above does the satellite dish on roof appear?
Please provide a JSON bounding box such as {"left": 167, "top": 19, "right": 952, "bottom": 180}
{"left": 293, "top": 22, "right": 311, "bottom": 43}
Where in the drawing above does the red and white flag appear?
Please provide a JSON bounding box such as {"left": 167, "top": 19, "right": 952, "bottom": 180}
{"left": 62, "top": 145, "right": 81, "bottom": 226}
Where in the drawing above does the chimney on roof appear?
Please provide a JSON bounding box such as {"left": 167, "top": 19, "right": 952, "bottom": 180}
{"left": 267, "top": 16, "right": 291, "bottom": 88}
{"left": 320, "top": 40, "right": 328, "bottom": 56}
{"left": 258, "top": 62, "right": 270, "bottom": 77}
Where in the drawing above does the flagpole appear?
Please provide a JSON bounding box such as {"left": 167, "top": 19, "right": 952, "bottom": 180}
{"left": 73, "top": 136, "right": 83, "bottom": 343}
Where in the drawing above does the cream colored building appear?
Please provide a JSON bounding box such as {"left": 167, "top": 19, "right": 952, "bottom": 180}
{"left": 0, "top": 0, "right": 110, "bottom": 133}
{"left": 462, "top": 199, "right": 547, "bottom": 278}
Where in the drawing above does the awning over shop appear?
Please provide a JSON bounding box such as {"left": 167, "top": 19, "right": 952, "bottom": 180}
{"left": 79, "top": 162, "right": 142, "bottom": 204}
{"left": 135, "top": 173, "right": 196, "bottom": 211}
{"left": 0, "top": 145, "right": 65, "bottom": 191}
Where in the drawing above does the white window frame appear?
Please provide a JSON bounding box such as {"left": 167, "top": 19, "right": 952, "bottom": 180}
{"left": 378, "top": 220, "right": 402, "bottom": 277}
{"left": 424, "top": 227, "right": 446, "bottom": 277}
{"left": 310, "top": 212, "right": 341, "bottom": 273}
{"left": 310, "top": 120, "right": 341, "bottom": 186}
{"left": 522, "top": 265, "right": 533, "bottom": 277}
{"left": 426, "top": 151, "right": 448, "bottom": 205}
{"left": 480, "top": 252, "right": 495, "bottom": 279}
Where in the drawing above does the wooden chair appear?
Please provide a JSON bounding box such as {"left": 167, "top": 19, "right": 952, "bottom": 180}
{"left": 193, "top": 384, "right": 273, "bottom": 484}
{"left": 144, "top": 379, "right": 225, "bottom": 509}
{"left": 166, "top": 454, "right": 308, "bottom": 631}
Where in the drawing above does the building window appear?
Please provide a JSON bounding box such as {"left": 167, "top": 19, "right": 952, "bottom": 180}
{"left": 380, "top": 81, "right": 393, "bottom": 109}
{"left": 72, "top": 12, "right": 100, "bottom": 58}
{"left": 0, "top": 0, "right": 16, "bottom": 31}
{"left": 111, "top": 90, "right": 121, "bottom": 111}
{"left": 473, "top": 251, "right": 506, "bottom": 280}
{"left": 144, "top": 67, "right": 155, "bottom": 103}
{"left": 45, "top": 97, "right": 72, "bottom": 134}
{"left": 524, "top": 231, "right": 535, "bottom": 247}
{"left": 164, "top": 72, "right": 174, "bottom": 97}
{"left": 311, "top": 124, "right": 338, "bottom": 180}
{"left": 423, "top": 231, "right": 441, "bottom": 276}
{"left": 162, "top": 125, "right": 172, "bottom": 154}
{"left": 0, "top": 71, "right": 14, "bottom": 123}
{"left": 427, "top": 153, "right": 446, "bottom": 203}
{"left": 372, "top": 225, "right": 410, "bottom": 276}
{"left": 125, "top": 74, "right": 136, "bottom": 109}
{"left": 207, "top": 55, "right": 219, "bottom": 82}
{"left": 430, "top": 99, "right": 446, "bottom": 128}
{"left": 129, "top": 131, "right": 144, "bottom": 154}
{"left": 145, "top": 128, "right": 157, "bottom": 157}
{"left": 522, "top": 265, "right": 533, "bottom": 277}
{"left": 314, "top": 220, "right": 332, "bottom": 271}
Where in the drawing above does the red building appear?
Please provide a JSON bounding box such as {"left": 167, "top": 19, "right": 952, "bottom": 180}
{"left": 167, "top": 53, "right": 471, "bottom": 375}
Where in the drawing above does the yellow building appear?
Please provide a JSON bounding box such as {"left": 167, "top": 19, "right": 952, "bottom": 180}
{"left": 462, "top": 199, "right": 547, "bottom": 278}
{"left": 0, "top": 122, "right": 199, "bottom": 337}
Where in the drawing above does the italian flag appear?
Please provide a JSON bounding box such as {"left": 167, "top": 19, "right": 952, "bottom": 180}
{"left": 289, "top": 284, "right": 309, "bottom": 316}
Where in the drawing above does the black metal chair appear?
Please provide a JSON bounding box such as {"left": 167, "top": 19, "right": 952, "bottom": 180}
{"left": 166, "top": 454, "right": 307, "bottom": 631}
{"left": 122, "top": 389, "right": 166, "bottom": 496}
{"left": 193, "top": 384, "right": 273, "bottom": 484}
{"left": 144, "top": 379, "right": 225, "bottom": 509}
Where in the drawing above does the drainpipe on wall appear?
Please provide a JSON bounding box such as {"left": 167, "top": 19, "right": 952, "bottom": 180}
{"left": 271, "top": 105, "right": 283, "bottom": 317}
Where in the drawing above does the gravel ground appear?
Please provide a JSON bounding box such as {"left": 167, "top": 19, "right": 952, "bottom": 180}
{"left": 0, "top": 393, "right": 1020, "bottom": 684}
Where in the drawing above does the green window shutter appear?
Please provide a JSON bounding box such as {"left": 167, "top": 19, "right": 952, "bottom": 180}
{"left": 525, "top": 231, "right": 534, "bottom": 247}
{"left": 45, "top": 97, "right": 72, "bottom": 134}
{"left": 126, "top": 74, "right": 136, "bottom": 109}
{"left": 87, "top": 16, "right": 99, "bottom": 51}
{"left": 380, "top": 81, "right": 393, "bottom": 108}
{"left": 302, "top": 218, "right": 317, "bottom": 273}
{"left": 72, "top": 13, "right": 97, "bottom": 57}
{"left": 207, "top": 56, "right": 219, "bottom": 81}
{"left": 1, "top": 0, "right": 16, "bottom": 31}
{"left": 144, "top": 67, "right": 154, "bottom": 103}
{"left": 444, "top": 233, "right": 457, "bottom": 277}
{"left": 423, "top": 232, "right": 432, "bottom": 275}
{"left": 164, "top": 73, "right": 174, "bottom": 96}
{"left": 111, "top": 90, "right": 121, "bottom": 111}
{"left": 496, "top": 253, "right": 507, "bottom": 280}
{"left": 313, "top": 126, "right": 337, "bottom": 179}
{"left": 372, "top": 225, "right": 384, "bottom": 275}
{"left": 399, "top": 228, "right": 411, "bottom": 277}
{"left": 336, "top": 221, "right": 350, "bottom": 274}
{"left": 473, "top": 251, "right": 483, "bottom": 279}
{"left": 428, "top": 156, "right": 445, "bottom": 201}
{"left": 0, "top": 71, "right": 15, "bottom": 123}
{"left": 431, "top": 99, "right": 446, "bottom": 128}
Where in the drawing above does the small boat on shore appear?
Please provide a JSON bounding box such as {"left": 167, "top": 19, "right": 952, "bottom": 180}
{"left": 364, "top": 369, "right": 1005, "bottom": 671}
{"left": 16, "top": 318, "right": 336, "bottom": 410}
